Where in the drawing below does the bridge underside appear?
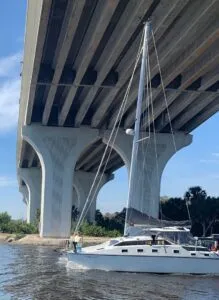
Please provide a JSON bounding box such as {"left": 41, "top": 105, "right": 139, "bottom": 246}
{"left": 17, "top": 0, "right": 219, "bottom": 237}
{"left": 19, "top": 0, "right": 219, "bottom": 171}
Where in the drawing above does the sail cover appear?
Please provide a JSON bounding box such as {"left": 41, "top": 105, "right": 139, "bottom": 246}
{"left": 126, "top": 207, "right": 191, "bottom": 227}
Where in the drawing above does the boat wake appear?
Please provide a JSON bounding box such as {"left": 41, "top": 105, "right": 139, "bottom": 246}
{"left": 67, "top": 260, "right": 90, "bottom": 271}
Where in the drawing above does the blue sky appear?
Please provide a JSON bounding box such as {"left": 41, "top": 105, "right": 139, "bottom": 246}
{"left": 0, "top": 1, "right": 218, "bottom": 219}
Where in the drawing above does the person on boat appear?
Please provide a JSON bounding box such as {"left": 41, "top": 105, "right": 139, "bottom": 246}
{"left": 151, "top": 234, "right": 156, "bottom": 245}
{"left": 75, "top": 231, "right": 83, "bottom": 252}
{"left": 211, "top": 240, "right": 219, "bottom": 252}
{"left": 71, "top": 231, "right": 82, "bottom": 253}
{"left": 69, "top": 233, "right": 77, "bottom": 253}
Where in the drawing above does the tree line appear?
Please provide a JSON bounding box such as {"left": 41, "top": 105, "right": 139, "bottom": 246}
{"left": 90, "top": 186, "right": 219, "bottom": 237}
{"left": 0, "top": 212, "right": 37, "bottom": 234}
{"left": 1, "top": 186, "right": 218, "bottom": 237}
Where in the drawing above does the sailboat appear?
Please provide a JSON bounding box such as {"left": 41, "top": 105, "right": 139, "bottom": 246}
{"left": 66, "top": 22, "right": 219, "bottom": 274}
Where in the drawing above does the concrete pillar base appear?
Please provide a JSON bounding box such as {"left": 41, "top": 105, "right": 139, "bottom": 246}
{"left": 18, "top": 168, "right": 41, "bottom": 223}
{"left": 73, "top": 171, "right": 113, "bottom": 223}
{"left": 19, "top": 185, "right": 30, "bottom": 222}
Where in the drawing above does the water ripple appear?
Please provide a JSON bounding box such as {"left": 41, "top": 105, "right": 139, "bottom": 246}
{"left": 0, "top": 243, "right": 219, "bottom": 299}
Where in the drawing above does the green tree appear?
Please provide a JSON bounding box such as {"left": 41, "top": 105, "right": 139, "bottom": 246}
{"left": 161, "top": 198, "right": 188, "bottom": 221}
{"left": 95, "top": 209, "right": 105, "bottom": 227}
{"left": 185, "top": 186, "right": 209, "bottom": 236}
{"left": 0, "top": 212, "right": 11, "bottom": 225}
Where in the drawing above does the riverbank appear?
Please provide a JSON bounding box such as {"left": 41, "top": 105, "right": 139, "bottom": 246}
{"left": 0, "top": 233, "right": 110, "bottom": 247}
{"left": 0, "top": 233, "right": 9, "bottom": 241}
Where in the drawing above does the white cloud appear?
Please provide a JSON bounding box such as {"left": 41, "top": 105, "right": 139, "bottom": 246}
{"left": 0, "top": 52, "right": 22, "bottom": 78}
{"left": 0, "top": 51, "right": 22, "bottom": 132}
{"left": 200, "top": 152, "right": 219, "bottom": 164}
{"left": 200, "top": 159, "right": 219, "bottom": 163}
{"left": 0, "top": 176, "right": 17, "bottom": 187}
{"left": 0, "top": 79, "right": 20, "bottom": 131}
{"left": 212, "top": 152, "right": 219, "bottom": 157}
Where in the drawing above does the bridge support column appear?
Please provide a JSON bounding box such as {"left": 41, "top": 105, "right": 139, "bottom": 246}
{"left": 19, "top": 185, "right": 30, "bottom": 222}
{"left": 103, "top": 130, "right": 192, "bottom": 218}
{"left": 18, "top": 168, "right": 41, "bottom": 223}
{"left": 73, "top": 171, "right": 114, "bottom": 223}
{"left": 22, "top": 125, "right": 99, "bottom": 238}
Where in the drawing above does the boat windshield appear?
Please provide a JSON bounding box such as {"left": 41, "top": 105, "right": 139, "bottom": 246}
{"left": 158, "top": 231, "right": 195, "bottom": 245}
{"left": 103, "top": 239, "right": 120, "bottom": 246}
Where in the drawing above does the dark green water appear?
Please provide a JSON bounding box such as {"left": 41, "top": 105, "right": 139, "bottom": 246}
{"left": 0, "top": 243, "right": 219, "bottom": 299}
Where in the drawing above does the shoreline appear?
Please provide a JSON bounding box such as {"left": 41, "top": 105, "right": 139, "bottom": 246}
{"left": 0, "top": 233, "right": 110, "bottom": 247}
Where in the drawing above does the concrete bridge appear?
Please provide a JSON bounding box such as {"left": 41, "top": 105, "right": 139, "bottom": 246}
{"left": 17, "top": 0, "right": 219, "bottom": 237}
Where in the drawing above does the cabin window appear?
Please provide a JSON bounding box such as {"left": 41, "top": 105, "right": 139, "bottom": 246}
{"left": 191, "top": 253, "right": 196, "bottom": 256}
{"left": 183, "top": 246, "right": 209, "bottom": 252}
{"left": 122, "top": 249, "right": 128, "bottom": 253}
{"left": 173, "top": 250, "right": 179, "bottom": 254}
{"left": 152, "top": 249, "right": 158, "bottom": 253}
{"left": 137, "top": 249, "right": 143, "bottom": 253}
{"left": 115, "top": 240, "right": 148, "bottom": 246}
{"left": 204, "top": 253, "right": 209, "bottom": 257}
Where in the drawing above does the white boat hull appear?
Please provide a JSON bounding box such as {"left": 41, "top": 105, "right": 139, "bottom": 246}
{"left": 67, "top": 252, "right": 219, "bottom": 274}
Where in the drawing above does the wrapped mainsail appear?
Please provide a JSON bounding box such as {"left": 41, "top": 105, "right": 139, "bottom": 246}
{"left": 126, "top": 207, "right": 191, "bottom": 227}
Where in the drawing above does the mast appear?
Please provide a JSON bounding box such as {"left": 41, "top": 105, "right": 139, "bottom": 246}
{"left": 124, "top": 22, "right": 151, "bottom": 235}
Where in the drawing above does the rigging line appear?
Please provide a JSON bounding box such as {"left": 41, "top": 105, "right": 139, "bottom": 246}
{"left": 140, "top": 40, "right": 152, "bottom": 215}
{"left": 185, "top": 198, "right": 192, "bottom": 223}
{"left": 125, "top": 29, "right": 151, "bottom": 224}
{"left": 147, "top": 41, "right": 160, "bottom": 220}
{"left": 151, "top": 28, "right": 177, "bottom": 153}
{"left": 77, "top": 42, "right": 144, "bottom": 228}
{"left": 74, "top": 33, "right": 144, "bottom": 232}
{"left": 81, "top": 54, "right": 143, "bottom": 226}
{"left": 140, "top": 40, "right": 151, "bottom": 214}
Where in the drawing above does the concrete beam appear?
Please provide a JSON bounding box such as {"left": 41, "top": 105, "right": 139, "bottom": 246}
{"left": 25, "top": 0, "right": 52, "bottom": 125}
{"left": 144, "top": 90, "right": 182, "bottom": 130}
{"left": 155, "top": 65, "right": 219, "bottom": 132}
{"left": 124, "top": 4, "right": 219, "bottom": 128}
{"left": 104, "top": 156, "right": 124, "bottom": 173}
{"left": 199, "top": 67, "right": 219, "bottom": 91}
{"left": 151, "top": 0, "right": 219, "bottom": 81}
{"left": 173, "top": 93, "right": 218, "bottom": 130}
{"left": 144, "top": 45, "right": 219, "bottom": 131}
{"left": 58, "top": 0, "right": 120, "bottom": 126}
{"left": 70, "top": 0, "right": 153, "bottom": 127}
{"left": 185, "top": 99, "right": 219, "bottom": 132}
{"left": 75, "top": 143, "right": 105, "bottom": 171}
{"left": 180, "top": 41, "right": 219, "bottom": 89}
{"left": 91, "top": 0, "right": 190, "bottom": 128}
{"left": 156, "top": 92, "right": 198, "bottom": 132}
{"left": 42, "top": 0, "right": 86, "bottom": 125}
{"left": 83, "top": 147, "right": 111, "bottom": 172}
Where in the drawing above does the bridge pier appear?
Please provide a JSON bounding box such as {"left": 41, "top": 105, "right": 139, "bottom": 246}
{"left": 19, "top": 185, "right": 30, "bottom": 222}
{"left": 104, "top": 130, "right": 192, "bottom": 218}
{"left": 22, "top": 125, "right": 99, "bottom": 238}
{"left": 73, "top": 171, "right": 114, "bottom": 224}
{"left": 21, "top": 124, "right": 192, "bottom": 237}
{"left": 18, "top": 168, "right": 41, "bottom": 223}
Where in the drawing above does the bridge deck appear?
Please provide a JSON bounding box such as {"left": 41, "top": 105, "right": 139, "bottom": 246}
{"left": 18, "top": 0, "right": 219, "bottom": 173}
